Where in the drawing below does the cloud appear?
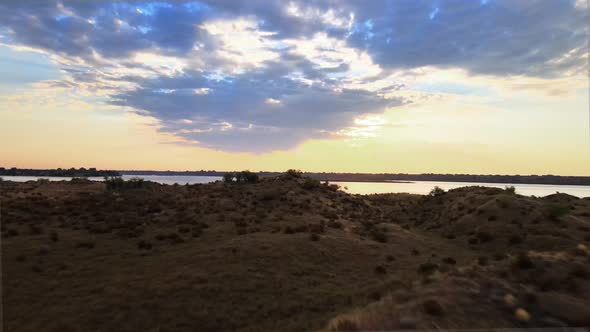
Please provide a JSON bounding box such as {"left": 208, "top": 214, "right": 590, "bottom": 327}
{"left": 343, "top": 0, "right": 588, "bottom": 77}
{"left": 109, "top": 63, "right": 402, "bottom": 151}
{"left": 0, "top": 0, "right": 587, "bottom": 152}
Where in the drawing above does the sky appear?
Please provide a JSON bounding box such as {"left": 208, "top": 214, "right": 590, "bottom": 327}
{"left": 0, "top": 0, "right": 588, "bottom": 175}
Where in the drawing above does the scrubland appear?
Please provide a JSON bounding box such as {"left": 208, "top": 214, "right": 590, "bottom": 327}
{"left": 2, "top": 174, "right": 590, "bottom": 331}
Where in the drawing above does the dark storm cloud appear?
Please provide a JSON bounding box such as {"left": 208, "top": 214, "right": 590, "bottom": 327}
{"left": 0, "top": 0, "right": 587, "bottom": 152}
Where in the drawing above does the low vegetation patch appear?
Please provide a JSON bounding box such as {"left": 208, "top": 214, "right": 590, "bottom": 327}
{"left": 545, "top": 203, "right": 569, "bottom": 221}
{"left": 104, "top": 176, "right": 145, "bottom": 191}
{"left": 428, "top": 186, "right": 445, "bottom": 197}
{"left": 223, "top": 170, "right": 259, "bottom": 184}
{"left": 285, "top": 169, "right": 303, "bottom": 178}
{"left": 302, "top": 178, "right": 321, "bottom": 190}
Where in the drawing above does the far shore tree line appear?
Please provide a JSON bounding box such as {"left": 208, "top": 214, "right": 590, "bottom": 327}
{"left": 0, "top": 167, "right": 120, "bottom": 177}
{"left": 2, "top": 167, "right": 590, "bottom": 186}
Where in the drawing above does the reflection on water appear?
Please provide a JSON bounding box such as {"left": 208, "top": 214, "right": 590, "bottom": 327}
{"left": 120, "top": 175, "right": 222, "bottom": 185}
{"left": 334, "top": 180, "right": 590, "bottom": 198}
{"left": 2, "top": 176, "right": 589, "bottom": 198}
{"left": 0, "top": 175, "right": 221, "bottom": 185}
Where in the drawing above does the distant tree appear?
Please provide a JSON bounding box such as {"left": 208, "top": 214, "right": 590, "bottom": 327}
{"left": 224, "top": 171, "right": 258, "bottom": 184}
{"left": 104, "top": 176, "right": 144, "bottom": 190}
{"left": 104, "top": 176, "right": 125, "bottom": 190}
{"left": 286, "top": 169, "right": 303, "bottom": 178}
{"left": 223, "top": 173, "right": 236, "bottom": 183}
{"left": 429, "top": 186, "right": 445, "bottom": 197}
{"left": 302, "top": 178, "right": 321, "bottom": 190}
{"left": 505, "top": 186, "right": 516, "bottom": 195}
{"left": 239, "top": 170, "right": 259, "bottom": 183}
{"left": 235, "top": 172, "right": 244, "bottom": 183}
{"left": 328, "top": 183, "right": 340, "bottom": 192}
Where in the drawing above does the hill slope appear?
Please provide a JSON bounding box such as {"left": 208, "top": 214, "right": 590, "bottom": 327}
{"left": 1, "top": 177, "right": 589, "bottom": 331}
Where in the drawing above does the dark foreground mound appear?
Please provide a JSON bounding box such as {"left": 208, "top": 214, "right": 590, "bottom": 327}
{"left": 1, "top": 178, "right": 590, "bottom": 331}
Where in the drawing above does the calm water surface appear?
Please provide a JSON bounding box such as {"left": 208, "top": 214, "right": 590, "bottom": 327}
{"left": 333, "top": 180, "right": 590, "bottom": 198}
{"left": 0, "top": 175, "right": 221, "bottom": 185}
{"left": 3, "top": 175, "right": 590, "bottom": 198}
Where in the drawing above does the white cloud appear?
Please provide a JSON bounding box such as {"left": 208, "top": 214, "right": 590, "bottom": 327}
{"left": 193, "top": 88, "right": 210, "bottom": 95}
{"left": 217, "top": 121, "right": 233, "bottom": 131}
{"left": 200, "top": 18, "right": 281, "bottom": 71}
{"left": 575, "top": 0, "right": 588, "bottom": 10}
{"left": 284, "top": 32, "right": 383, "bottom": 86}
{"left": 285, "top": 2, "right": 354, "bottom": 30}
{"left": 265, "top": 97, "right": 281, "bottom": 105}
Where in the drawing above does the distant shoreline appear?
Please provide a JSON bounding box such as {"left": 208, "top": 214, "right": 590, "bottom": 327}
{"left": 2, "top": 167, "right": 590, "bottom": 186}
{"left": 119, "top": 171, "right": 590, "bottom": 186}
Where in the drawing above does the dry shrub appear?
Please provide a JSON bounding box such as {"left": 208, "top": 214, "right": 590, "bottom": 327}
{"left": 76, "top": 241, "right": 95, "bottom": 249}
{"left": 137, "top": 240, "right": 153, "bottom": 250}
{"left": 326, "top": 296, "right": 401, "bottom": 331}
{"left": 369, "top": 228, "right": 388, "bottom": 243}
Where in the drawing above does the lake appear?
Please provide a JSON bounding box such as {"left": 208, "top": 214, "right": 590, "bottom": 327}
{"left": 331, "top": 180, "right": 590, "bottom": 198}
{"left": 2, "top": 175, "right": 590, "bottom": 198}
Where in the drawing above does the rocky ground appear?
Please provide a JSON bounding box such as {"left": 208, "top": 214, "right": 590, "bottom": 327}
{"left": 1, "top": 175, "right": 590, "bottom": 331}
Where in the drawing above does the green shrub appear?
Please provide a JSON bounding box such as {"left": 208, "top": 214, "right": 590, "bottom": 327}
{"left": 285, "top": 169, "right": 303, "bottom": 178}
{"left": 302, "top": 178, "right": 321, "bottom": 190}
{"left": 476, "top": 231, "right": 493, "bottom": 243}
{"left": 514, "top": 252, "right": 534, "bottom": 269}
{"left": 71, "top": 177, "right": 91, "bottom": 183}
{"left": 104, "top": 176, "right": 144, "bottom": 190}
{"left": 546, "top": 203, "right": 569, "bottom": 221}
{"left": 308, "top": 223, "right": 325, "bottom": 234}
{"left": 327, "top": 220, "right": 343, "bottom": 229}
{"left": 76, "top": 241, "right": 95, "bottom": 249}
{"left": 417, "top": 262, "right": 438, "bottom": 274}
{"left": 369, "top": 228, "right": 388, "bottom": 243}
{"left": 442, "top": 257, "right": 456, "bottom": 265}
{"left": 29, "top": 224, "right": 44, "bottom": 235}
{"left": 105, "top": 176, "right": 124, "bottom": 190}
{"left": 223, "top": 172, "right": 235, "bottom": 183}
{"left": 328, "top": 183, "right": 340, "bottom": 192}
{"left": 192, "top": 227, "right": 203, "bottom": 237}
{"left": 423, "top": 299, "right": 444, "bottom": 316}
{"left": 374, "top": 265, "right": 387, "bottom": 274}
{"left": 477, "top": 256, "right": 489, "bottom": 266}
{"left": 258, "top": 188, "right": 282, "bottom": 201}
{"left": 137, "top": 240, "right": 153, "bottom": 250}
{"left": 428, "top": 186, "right": 445, "bottom": 197}
{"left": 334, "top": 319, "right": 358, "bottom": 331}
{"left": 237, "top": 170, "right": 259, "bottom": 183}
{"left": 505, "top": 186, "right": 516, "bottom": 194}
{"left": 508, "top": 234, "right": 524, "bottom": 245}
{"left": 224, "top": 171, "right": 259, "bottom": 184}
